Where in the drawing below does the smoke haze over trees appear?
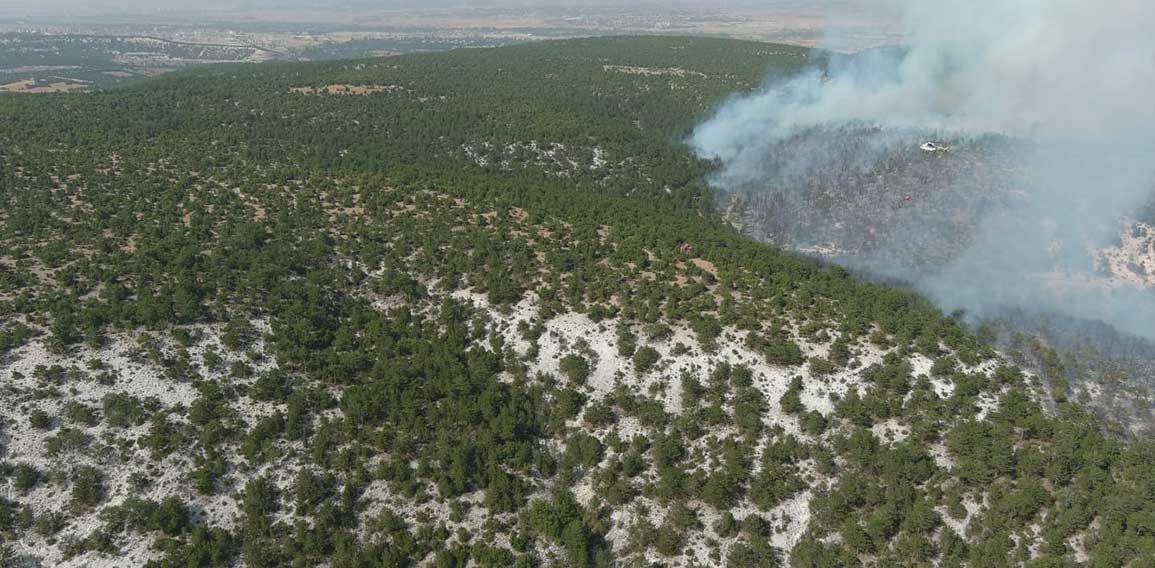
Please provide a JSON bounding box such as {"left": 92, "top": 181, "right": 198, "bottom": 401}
{"left": 692, "top": 0, "right": 1155, "bottom": 340}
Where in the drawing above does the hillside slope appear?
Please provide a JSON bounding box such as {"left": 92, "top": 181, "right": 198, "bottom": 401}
{"left": 718, "top": 126, "right": 1155, "bottom": 434}
{"left": 2, "top": 37, "right": 1155, "bottom": 567}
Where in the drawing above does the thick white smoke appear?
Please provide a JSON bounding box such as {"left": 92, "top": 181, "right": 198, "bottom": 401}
{"left": 692, "top": 0, "right": 1155, "bottom": 339}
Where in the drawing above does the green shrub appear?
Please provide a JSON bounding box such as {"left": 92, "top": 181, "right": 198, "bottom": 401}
{"left": 29, "top": 409, "right": 53, "bottom": 430}
{"left": 559, "top": 354, "right": 591, "bottom": 385}
{"left": 13, "top": 463, "right": 40, "bottom": 492}
{"left": 780, "top": 377, "right": 805, "bottom": 414}
{"left": 633, "top": 346, "right": 661, "bottom": 374}
{"left": 808, "top": 357, "right": 836, "bottom": 376}
{"left": 102, "top": 393, "right": 148, "bottom": 428}
{"left": 71, "top": 466, "right": 106, "bottom": 508}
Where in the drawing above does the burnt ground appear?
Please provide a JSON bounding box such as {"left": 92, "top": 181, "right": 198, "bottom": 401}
{"left": 722, "top": 126, "right": 1155, "bottom": 435}
{"left": 722, "top": 126, "right": 1026, "bottom": 277}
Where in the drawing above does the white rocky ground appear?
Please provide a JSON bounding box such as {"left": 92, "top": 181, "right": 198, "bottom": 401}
{"left": 451, "top": 290, "right": 1009, "bottom": 565}
{"left": 1, "top": 322, "right": 277, "bottom": 567}
{"left": 1, "top": 285, "right": 1021, "bottom": 566}
{"left": 1095, "top": 220, "right": 1155, "bottom": 288}
{"left": 459, "top": 141, "right": 628, "bottom": 181}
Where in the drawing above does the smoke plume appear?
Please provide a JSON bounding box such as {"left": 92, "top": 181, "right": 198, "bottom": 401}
{"left": 692, "top": 0, "right": 1155, "bottom": 340}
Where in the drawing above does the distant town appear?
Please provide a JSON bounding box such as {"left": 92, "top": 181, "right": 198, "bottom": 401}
{"left": 0, "top": 3, "right": 899, "bottom": 92}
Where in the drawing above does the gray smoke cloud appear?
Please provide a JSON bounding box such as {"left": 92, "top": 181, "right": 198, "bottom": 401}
{"left": 692, "top": 0, "right": 1155, "bottom": 340}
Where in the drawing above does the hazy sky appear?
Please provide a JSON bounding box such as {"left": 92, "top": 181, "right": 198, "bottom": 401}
{"left": 0, "top": 0, "right": 866, "bottom": 16}
{"left": 0, "top": 0, "right": 730, "bottom": 10}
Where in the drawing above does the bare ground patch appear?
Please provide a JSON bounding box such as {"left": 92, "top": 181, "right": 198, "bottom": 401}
{"left": 289, "top": 84, "right": 405, "bottom": 95}
{"left": 0, "top": 78, "right": 90, "bottom": 93}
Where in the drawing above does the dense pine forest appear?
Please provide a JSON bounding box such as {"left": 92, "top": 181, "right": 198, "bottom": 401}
{"left": 1, "top": 36, "right": 1154, "bottom": 567}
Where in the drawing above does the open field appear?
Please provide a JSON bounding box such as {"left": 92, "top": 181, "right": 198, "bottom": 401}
{"left": 0, "top": 77, "right": 88, "bottom": 93}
